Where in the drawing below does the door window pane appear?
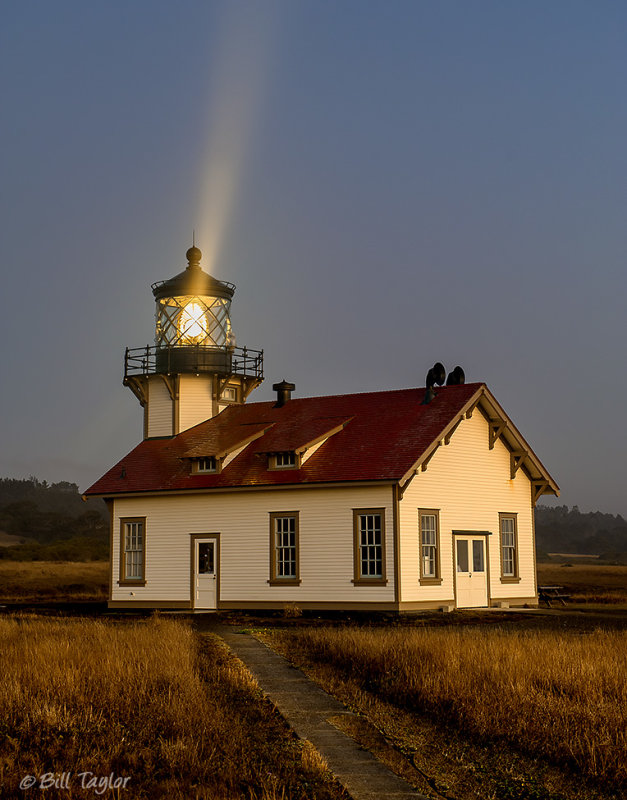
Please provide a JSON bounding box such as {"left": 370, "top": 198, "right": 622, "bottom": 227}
{"left": 472, "top": 540, "right": 485, "bottom": 572}
{"left": 456, "top": 540, "right": 469, "bottom": 572}
{"left": 198, "top": 542, "right": 214, "bottom": 574}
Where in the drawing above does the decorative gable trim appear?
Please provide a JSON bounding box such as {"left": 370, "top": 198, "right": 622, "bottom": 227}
{"left": 510, "top": 450, "right": 529, "bottom": 480}
{"left": 478, "top": 391, "right": 559, "bottom": 496}
{"left": 398, "top": 385, "right": 559, "bottom": 500}
{"left": 399, "top": 386, "right": 484, "bottom": 491}
{"left": 488, "top": 418, "right": 507, "bottom": 449}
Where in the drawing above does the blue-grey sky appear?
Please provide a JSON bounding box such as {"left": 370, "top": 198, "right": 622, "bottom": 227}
{"left": 1, "top": 1, "right": 626, "bottom": 515}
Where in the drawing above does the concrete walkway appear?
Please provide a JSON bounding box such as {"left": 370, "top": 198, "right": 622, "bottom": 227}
{"left": 204, "top": 624, "right": 428, "bottom": 800}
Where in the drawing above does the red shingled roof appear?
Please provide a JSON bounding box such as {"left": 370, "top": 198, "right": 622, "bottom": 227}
{"left": 183, "top": 420, "right": 272, "bottom": 458}
{"left": 85, "top": 383, "right": 484, "bottom": 496}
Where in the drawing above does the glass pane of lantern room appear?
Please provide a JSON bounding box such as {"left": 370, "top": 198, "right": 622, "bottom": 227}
{"left": 205, "top": 299, "right": 231, "bottom": 346}
{"left": 156, "top": 300, "right": 184, "bottom": 345}
{"left": 178, "top": 298, "right": 208, "bottom": 344}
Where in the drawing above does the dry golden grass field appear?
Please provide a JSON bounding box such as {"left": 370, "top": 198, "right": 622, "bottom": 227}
{"left": 0, "top": 561, "right": 108, "bottom": 602}
{"left": 536, "top": 562, "right": 627, "bottom": 604}
{"left": 0, "top": 560, "right": 625, "bottom": 799}
{"left": 263, "top": 625, "right": 626, "bottom": 800}
{"left": 0, "top": 615, "right": 346, "bottom": 800}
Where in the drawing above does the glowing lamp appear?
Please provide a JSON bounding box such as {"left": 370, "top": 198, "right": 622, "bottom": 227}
{"left": 179, "top": 301, "right": 207, "bottom": 344}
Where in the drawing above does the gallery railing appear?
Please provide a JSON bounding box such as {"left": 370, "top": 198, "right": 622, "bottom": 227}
{"left": 124, "top": 344, "right": 264, "bottom": 380}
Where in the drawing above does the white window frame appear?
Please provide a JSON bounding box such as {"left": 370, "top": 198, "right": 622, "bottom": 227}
{"left": 499, "top": 513, "right": 519, "bottom": 582}
{"left": 221, "top": 386, "right": 238, "bottom": 402}
{"left": 192, "top": 456, "right": 219, "bottom": 474}
{"left": 419, "top": 509, "right": 441, "bottom": 584}
{"left": 268, "top": 512, "right": 300, "bottom": 585}
{"left": 269, "top": 452, "right": 299, "bottom": 470}
{"left": 352, "top": 509, "right": 387, "bottom": 585}
{"left": 119, "top": 517, "right": 146, "bottom": 585}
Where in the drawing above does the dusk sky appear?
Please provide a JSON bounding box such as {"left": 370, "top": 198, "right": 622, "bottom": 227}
{"left": 1, "top": 1, "right": 626, "bottom": 515}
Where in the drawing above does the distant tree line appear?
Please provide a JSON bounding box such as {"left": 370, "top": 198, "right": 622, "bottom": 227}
{"left": 535, "top": 504, "right": 627, "bottom": 561}
{"left": 0, "top": 478, "right": 108, "bottom": 561}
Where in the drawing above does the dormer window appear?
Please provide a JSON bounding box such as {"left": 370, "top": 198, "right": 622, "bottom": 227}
{"left": 269, "top": 451, "right": 298, "bottom": 470}
{"left": 192, "top": 456, "right": 219, "bottom": 474}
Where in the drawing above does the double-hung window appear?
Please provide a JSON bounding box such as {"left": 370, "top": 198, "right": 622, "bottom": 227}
{"left": 499, "top": 513, "right": 519, "bottom": 581}
{"left": 269, "top": 512, "right": 300, "bottom": 585}
{"left": 120, "top": 517, "right": 146, "bottom": 585}
{"left": 353, "top": 509, "right": 386, "bottom": 585}
{"left": 419, "top": 509, "right": 441, "bottom": 584}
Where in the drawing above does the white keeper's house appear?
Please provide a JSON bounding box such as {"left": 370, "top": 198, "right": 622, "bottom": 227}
{"left": 85, "top": 245, "right": 559, "bottom": 612}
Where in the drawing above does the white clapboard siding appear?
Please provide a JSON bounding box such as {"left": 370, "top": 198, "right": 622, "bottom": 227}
{"left": 399, "top": 410, "right": 535, "bottom": 603}
{"left": 111, "top": 485, "right": 394, "bottom": 604}
{"left": 178, "top": 374, "right": 215, "bottom": 431}
{"left": 147, "top": 377, "right": 173, "bottom": 438}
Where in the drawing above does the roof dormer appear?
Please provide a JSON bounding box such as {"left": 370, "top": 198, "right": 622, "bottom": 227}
{"left": 268, "top": 451, "right": 299, "bottom": 470}
{"left": 191, "top": 456, "right": 220, "bottom": 474}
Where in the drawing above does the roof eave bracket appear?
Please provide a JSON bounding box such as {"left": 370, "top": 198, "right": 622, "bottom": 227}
{"left": 489, "top": 418, "right": 507, "bottom": 449}
{"left": 510, "top": 450, "right": 529, "bottom": 479}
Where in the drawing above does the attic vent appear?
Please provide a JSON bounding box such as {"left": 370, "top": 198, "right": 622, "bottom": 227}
{"left": 272, "top": 379, "right": 295, "bottom": 408}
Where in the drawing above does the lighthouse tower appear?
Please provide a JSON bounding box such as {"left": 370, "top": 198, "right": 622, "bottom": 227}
{"left": 124, "top": 245, "right": 264, "bottom": 439}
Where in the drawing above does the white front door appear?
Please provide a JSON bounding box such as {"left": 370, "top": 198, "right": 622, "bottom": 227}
{"left": 455, "top": 536, "right": 488, "bottom": 608}
{"left": 194, "top": 537, "right": 217, "bottom": 610}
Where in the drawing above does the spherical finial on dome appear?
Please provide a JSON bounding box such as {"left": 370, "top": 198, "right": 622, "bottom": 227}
{"left": 186, "top": 245, "right": 202, "bottom": 268}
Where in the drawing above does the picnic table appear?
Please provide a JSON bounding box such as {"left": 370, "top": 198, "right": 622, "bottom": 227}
{"left": 538, "top": 585, "right": 571, "bottom": 607}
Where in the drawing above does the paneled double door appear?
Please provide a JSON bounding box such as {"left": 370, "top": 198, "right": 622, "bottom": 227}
{"left": 454, "top": 534, "right": 489, "bottom": 608}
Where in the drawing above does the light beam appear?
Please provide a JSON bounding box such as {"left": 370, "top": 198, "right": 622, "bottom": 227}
{"left": 195, "top": 2, "right": 281, "bottom": 275}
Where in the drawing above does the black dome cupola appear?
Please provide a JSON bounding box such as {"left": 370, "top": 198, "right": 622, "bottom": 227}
{"left": 151, "top": 246, "right": 235, "bottom": 302}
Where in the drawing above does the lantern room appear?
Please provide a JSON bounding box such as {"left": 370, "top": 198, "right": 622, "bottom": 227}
{"left": 154, "top": 246, "right": 233, "bottom": 344}
{"left": 124, "top": 245, "right": 264, "bottom": 439}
